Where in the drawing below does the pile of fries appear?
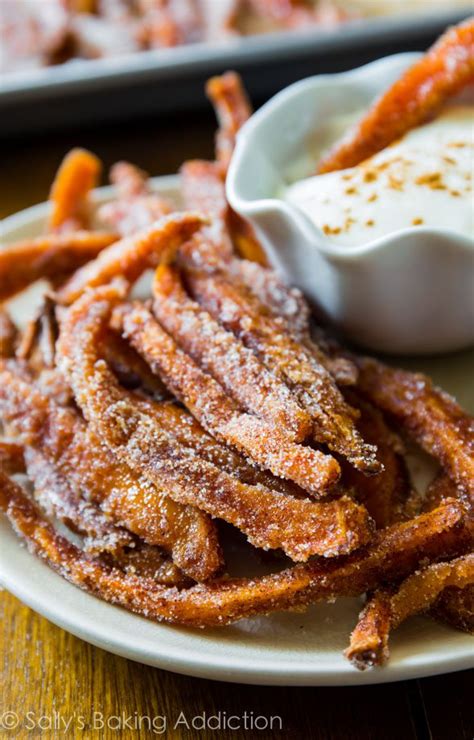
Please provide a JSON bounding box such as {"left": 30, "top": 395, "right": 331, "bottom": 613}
{"left": 1, "top": 24, "right": 473, "bottom": 670}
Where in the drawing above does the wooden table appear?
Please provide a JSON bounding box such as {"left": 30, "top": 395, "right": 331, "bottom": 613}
{"left": 1, "top": 113, "right": 472, "bottom": 740}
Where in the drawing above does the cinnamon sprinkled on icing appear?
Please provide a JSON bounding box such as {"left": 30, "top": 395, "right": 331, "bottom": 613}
{"left": 284, "top": 106, "right": 473, "bottom": 246}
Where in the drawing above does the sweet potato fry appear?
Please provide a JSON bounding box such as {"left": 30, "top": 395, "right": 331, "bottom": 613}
{"left": 109, "top": 548, "right": 191, "bottom": 588}
{"left": 318, "top": 19, "right": 474, "bottom": 173}
{"left": 133, "top": 393, "right": 306, "bottom": 497}
{"left": 431, "top": 583, "right": 474, "bottom": 633}
{"left": 204, "top": 71, "right": 268, "bottom": 263}
{"left": 181, "top": 163, "right": 265, "bottom": 266}
{"left": 98, "top": 161, "right": 174, "bottom": 236}
{"left": 68, "top": 0, "right": 97, "bottom": 14}
{"left": 120, "top": 300, "right": 340, "bottom": 496}
{"left": 180, "top": 160, "right": 234, "bottom": 259}
{"left": 227, "top": 209, "right": 268, "bottom": 265}
{"left": 344, "top": 589, "right": 392, "bottom": 670}
{"left": 18, "top": 303, "right": 302, "bottom": 496}
{"left": 185, "top": 267, "right": 379, "bottom": 473}
{"left": 12, "top": 313, "right": 74, "bottom": 406}
{"left": 206, "top": 71, "right": 252, "bottom": 173}
{"left": 356, "top": 357, "right": 474, "bottom": 497}
{"left": 16, "top": 293, "right": 58, "bottom": 369}
{"left": 0, "top": 366, "right": 221, "bottom": 581}
{"left": 346, "top": 553, "right": 474, "bottom": 669}
{"left": 231, "top": 258, "right": 311, "bottom": 339}
{"left": 420, "top": 471, "right": 473, "bottom": 631}
{"left": 0, "top": 439, "right": 25, "bottom": 475}
{"left": 57, "top": 212, "right": 204, "bottom": 305}
{"left": 84, "top": 421, "right": 222, "bottom": 581}
{"left": 0, "top": 310, "right": 17, "bottom": 358}
{"left": 28, "top": 449, "right": 190, "bottom": 585}
{"left": 58, "top": 285, "right": 372, "bottom": 559}
{"left": 103, "top": 327, "right": 170, "bottom": 399}
{"left": 341, "top": 392, "right": 411, "bottom": 528}
{"left": 153, "top": 263, "right": 311, "bottom": 442}
{"left": 232, "top": 259, "right": 358, "bottom": 384}
{"left": 0, "top": 474, "right": 467, "bottom": 627}
{"left": 423, "top": 471, "right": 472, "bottom": 513}
{"left": 110, "top": 161, "right": 151, "bottom": 198}
{"left": 0, "top": 231, "right": 118, "bottom": 302}
{"left": 3, "top": 461, "right": 187, "bottom": 586}
{"left": 24, "top": 446, "right": 136, "bottom": 556}
{"left": 49, "top": 148, "right": 102, "bottom": 231}
{"left": 0, "top": 429, "right": 190, "bottom": 585}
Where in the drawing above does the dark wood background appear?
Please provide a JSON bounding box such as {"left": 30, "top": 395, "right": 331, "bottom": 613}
{"left": 1, "top": 89, "right": 473, "bottom": 739}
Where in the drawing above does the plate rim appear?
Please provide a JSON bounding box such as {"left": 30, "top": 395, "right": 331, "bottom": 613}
{"left": 2, "top": 524, "right": 473, "bottom": 687}
{"left": 1, "top": 176, "right": 473, "bottom": 686}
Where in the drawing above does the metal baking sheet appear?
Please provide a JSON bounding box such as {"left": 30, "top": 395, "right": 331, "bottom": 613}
{"left": 0, "top": 7, "right": 471, "bottom": 136}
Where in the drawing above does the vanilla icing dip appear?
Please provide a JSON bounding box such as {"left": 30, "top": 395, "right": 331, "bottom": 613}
{"left": 284, "top": 106, "right": 474, "bottom": 246}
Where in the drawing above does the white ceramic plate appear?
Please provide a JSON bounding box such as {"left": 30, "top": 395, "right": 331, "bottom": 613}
{"left": 1, "top": 177, "right": 473, "bottom": 686}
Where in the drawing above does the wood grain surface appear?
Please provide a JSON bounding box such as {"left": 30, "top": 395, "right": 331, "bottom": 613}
{"left": 1, "top": 112, "right": 472, "bottom": 740}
